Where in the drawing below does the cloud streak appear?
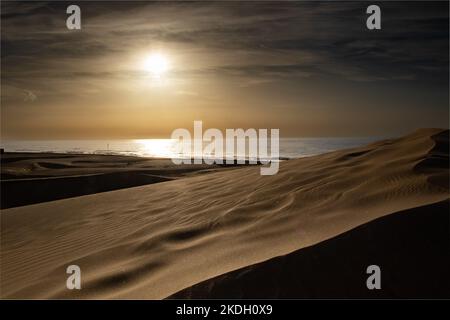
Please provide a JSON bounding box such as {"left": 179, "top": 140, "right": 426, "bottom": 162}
{"left": 1, "top": 1, "right": 448, "bottom": 138}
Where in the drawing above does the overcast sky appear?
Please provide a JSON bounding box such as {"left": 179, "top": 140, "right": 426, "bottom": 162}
{"left": 1, "top": 1, "right": 449, "bottom": 139}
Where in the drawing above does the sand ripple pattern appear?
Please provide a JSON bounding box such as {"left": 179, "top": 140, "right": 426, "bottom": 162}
{"left": 1, "top": 129, "right": 448, "bottom": 298}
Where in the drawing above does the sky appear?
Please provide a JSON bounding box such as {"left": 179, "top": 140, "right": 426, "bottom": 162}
{"left": 1, "top": 0, "right": 449, "bottom": 139}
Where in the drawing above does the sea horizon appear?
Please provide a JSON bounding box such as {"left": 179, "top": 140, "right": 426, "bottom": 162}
{"left": 1, "top": 137, "right": 384, "bottom": 159}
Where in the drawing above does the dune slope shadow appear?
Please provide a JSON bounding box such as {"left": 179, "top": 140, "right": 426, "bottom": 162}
{"left": 170, "top": 200, "right": 450, "bottom": 299}
{"left": 0, "top": 172, "right": 171, "bottom": 209}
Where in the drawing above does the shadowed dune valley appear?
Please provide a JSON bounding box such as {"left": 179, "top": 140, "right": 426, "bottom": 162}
{"left": 1, "top": 128, "right": 449, "bottom": 299}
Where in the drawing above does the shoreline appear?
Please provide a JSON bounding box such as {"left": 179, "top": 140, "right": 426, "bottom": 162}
{"left": 1, "top": 151, "right": 290, "bottom": 161}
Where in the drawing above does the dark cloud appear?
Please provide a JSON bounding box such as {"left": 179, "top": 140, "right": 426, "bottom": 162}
{"left": 1, "top": 1, "right": 448, "bottom": 138}
{"left": 2, "top": 1, "right": 448, "bottom": 84}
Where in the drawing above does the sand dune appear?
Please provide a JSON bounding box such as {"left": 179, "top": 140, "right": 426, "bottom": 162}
{"left": 1, "top": 128, "right": 448, "bottom": 299}
{"left": 0, "top": 155, "right": 233, "bottom": 208}
{"left": 170, "top": 200, "right": 450, "bottom": 298}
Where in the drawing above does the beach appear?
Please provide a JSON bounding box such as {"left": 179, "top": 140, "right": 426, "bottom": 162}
{"left": 1, "top": 128, "right": 449, "bottom": 299}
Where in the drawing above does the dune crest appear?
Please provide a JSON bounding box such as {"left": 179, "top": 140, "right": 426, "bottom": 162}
{"left": 1, "top": 128, "right": 448, "bottom": 299}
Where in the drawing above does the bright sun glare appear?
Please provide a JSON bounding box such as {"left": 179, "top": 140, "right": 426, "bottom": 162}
{"left": 143, "top": 53, "right": 170, "bottom": 77}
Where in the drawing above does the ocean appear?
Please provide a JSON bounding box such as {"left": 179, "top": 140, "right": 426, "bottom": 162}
{"left": 1, "top": 137, "right": 383, "bottom": 159}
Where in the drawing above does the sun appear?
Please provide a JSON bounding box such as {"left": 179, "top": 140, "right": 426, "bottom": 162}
{"left": 143, "top": 53, "right": 170, "bottom": 77}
